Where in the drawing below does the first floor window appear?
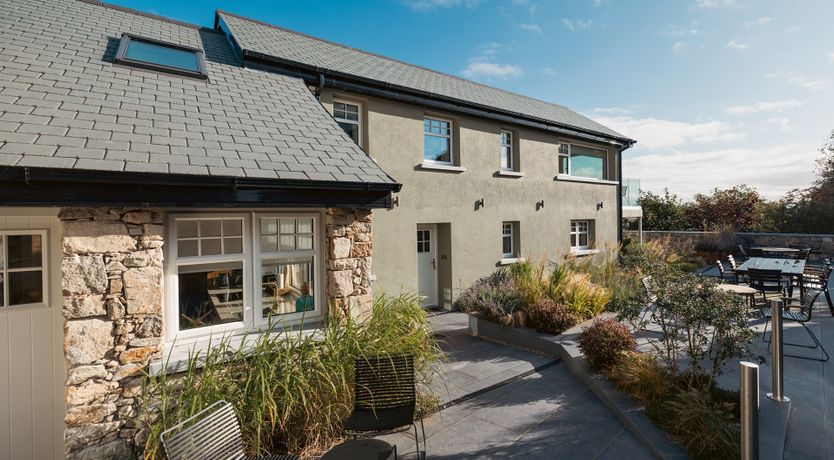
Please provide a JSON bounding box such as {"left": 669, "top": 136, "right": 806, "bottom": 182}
{"left": 558, "top": 143, "right": 608, "bottom": 180}
{"left": 0, "top": 231, "right": 47, "bottom": 308}
{"left": 334, "top": 100, "right": 361, "bottom": 145}
{"left": 500, "top": 131, "right": 514, "bottom": 171}
{"left": 570, "top": 220, "right": 590, "bottom": 250}
{"left": 502, "top": 222, "right": 517, "bottom": 258}
{"left": 424, "top": 117, "right": 453, "bottom": 164}
{"left": 169, "top": 213, "right": 320, "bottom": 338}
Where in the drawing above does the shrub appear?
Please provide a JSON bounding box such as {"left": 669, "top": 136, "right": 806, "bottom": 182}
{"left": 547, "top": 267, "right": 610, "bottom": 320}
{"left": 662, "top": 389, "right": 739, "bottom": 460}
{"left": 526, "top": 298, "right": 577, "bottom": 335}
{"left": 455, "top": 269, "right": 527, "bottom": 326}
{"left": 606, "top": 351, "right": 670, "bottom": 403}
{"left": 577, "top": 318, "right": 636, "bottom": 371}
{"left": 141, "top": 293, "right": 441, "bottom": 458}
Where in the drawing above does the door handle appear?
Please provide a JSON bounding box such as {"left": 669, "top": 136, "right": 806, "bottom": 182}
{"left": 432, "top": 258, "right": 436, "bottom": 269}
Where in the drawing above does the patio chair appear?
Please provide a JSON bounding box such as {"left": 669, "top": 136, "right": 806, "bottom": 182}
{"left": 737, "top": 245, "right": 749, "bottom": 262}
{"left": 747, "top": 268, "right": 784, "bottom": 304}
{"left": 636, "top": 275, "right": 659, "bottom": 327}
{"left": 727, "top": 255, "right": 746, "bottom": 284}
{"left": 344, "top": 353, "right": 426, "bottom": 460}
{"left": 716, "top": 260, "right": 737, "bottom": 284}
{"left": 803, "top": 263, "right": 834, "bottom": 316}
{"left": 761, "top": 288, "right": 830, "bottom": 362}
{"left": 160, "top": 400, "right": 299, "bottom": 460}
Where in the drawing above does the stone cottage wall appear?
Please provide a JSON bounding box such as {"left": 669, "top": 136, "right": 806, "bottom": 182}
{"left": 325, "top": 208, "right": 374, "bottom": 319}
{"left": 58, "top": 207, "right": 374, "bottom": 458}
{"left": 60, "top": 208, "right": 164, "bottom": 459}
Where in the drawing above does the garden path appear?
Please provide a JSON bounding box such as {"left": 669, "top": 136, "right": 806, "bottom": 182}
{"left": 377, "top": 312, "right": 653, "bottom": 459}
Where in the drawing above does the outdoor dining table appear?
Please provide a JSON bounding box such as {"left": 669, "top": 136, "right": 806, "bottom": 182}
{"left": 716, "top": 283, "right": 758, "bottom": 308}
{"left": 750, "top": 247, "right": 800, "bottom": 255}
{"left": 736, "top": 257, "right": 805, "bottom": 297}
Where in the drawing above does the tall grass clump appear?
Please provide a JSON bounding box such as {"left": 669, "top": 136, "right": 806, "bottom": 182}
{"left": 140, "top": 293, "right": 441, "bottom": 459}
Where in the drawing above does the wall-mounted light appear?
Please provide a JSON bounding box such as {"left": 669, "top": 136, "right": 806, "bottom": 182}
{"left": 475, "top": 198, "right": 485, "bottom": 210}
{"left": 392, "top": 196, "right": 400, "bottom": 207}
{"left": 536, "top": 200, "right": 545, "bottom": 211}
{"left": 597, "top": 201, "right": 604, "bottom": 211}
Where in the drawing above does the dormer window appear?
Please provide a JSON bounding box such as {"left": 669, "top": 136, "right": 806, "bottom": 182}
{"left": 114, "top": 34, "right": 208, "bottom": 79}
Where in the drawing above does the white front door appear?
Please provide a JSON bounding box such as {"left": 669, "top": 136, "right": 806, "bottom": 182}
{"left": 0, "top": 212, "right": 65, "bottom": 460}
{"left": 416, "top": 225, "right": 437, "bottom": 307}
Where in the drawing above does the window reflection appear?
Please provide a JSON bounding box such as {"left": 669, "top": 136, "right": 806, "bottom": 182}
{"left": 178, "top": 262, "right": 244, "bottom": 330}
{"left": 261, "top": 258, "right": 314, "bottom": 318}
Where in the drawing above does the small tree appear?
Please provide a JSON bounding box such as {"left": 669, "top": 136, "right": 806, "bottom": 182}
{"left": 639, "top": 189, "right": 688, "bottom": 231}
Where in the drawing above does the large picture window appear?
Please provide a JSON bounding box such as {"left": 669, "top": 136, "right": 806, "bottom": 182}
{"left": 0, "top": 231, "right": 47, "bottom": 308}
{"left": 424, "top": 117, "right": 453, "bottom": 164}
{"left": 168, "top": 213, "right": 320, "bottom": 340}
{"left": 558, "top": 143, "right": 608, "bottom": 180}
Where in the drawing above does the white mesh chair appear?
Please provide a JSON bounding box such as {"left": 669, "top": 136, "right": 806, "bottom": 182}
{"left": 160, "top": 400, "right": 298, "bottom": 460}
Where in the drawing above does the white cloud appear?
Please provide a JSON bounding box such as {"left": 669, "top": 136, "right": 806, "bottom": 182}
{"left": 766, "top": 71, "right": 830, "bottom": 91}
{"left": 663, "top": 22, "right": 699, "bottom": 38}
{"left": 726, "top": 100, "right": 802, "bottom": 115}
{"left": 725, "top": 40, "right": 750, "bottom": 50}
{"left": 767, "top": 117, "right": 792, "bottom": 132}
{"left": 591, "top": 115, "right": 745, "bottom": 150}
{"left": 401, "top": 0, "right": 483, "bottom": 11}
{"left": 519, "top": 23, "right": 543, "bottom": 34}
{"left": 461, "top": 60, "right": 523, "bottom": 80}
{"left": 829, "top": 52, "right": 834, "bottom": 62}
{"left": 562, "top": 18, "right": 593, "bottom": 31}
{"left": 586, "top": 107, "right": 636, "bottom": 116}
{"left": 743, "top": 16, "right": 771, "bottom": 27}
{"left": 623, "top": 144, "right": 816, "bottom": 200}
{"left": 672, "top": 41, "right": 687, "bottom": 53}
{"left": 695, "top": 0, "right": 737, "bottom": 9}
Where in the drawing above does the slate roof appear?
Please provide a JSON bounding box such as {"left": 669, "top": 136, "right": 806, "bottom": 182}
{"left": 217, "top": 11, "right": 632, "bottom": 143}
{"left": 0, "top": 0, "right": 397, "bottom": 185}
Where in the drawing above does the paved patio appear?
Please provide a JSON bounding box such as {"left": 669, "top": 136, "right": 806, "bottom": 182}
{"left": 379, "top": 312, "right": 653, "bottom": 459}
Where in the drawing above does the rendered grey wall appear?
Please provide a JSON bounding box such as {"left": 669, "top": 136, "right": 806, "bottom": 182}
{"left": 320, "top": 90, "right": 620, "bottom": 302}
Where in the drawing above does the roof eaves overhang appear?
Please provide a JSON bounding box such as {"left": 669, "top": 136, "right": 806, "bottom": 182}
{"left": 0, "top": 166, "right": 400, "bottom": 209}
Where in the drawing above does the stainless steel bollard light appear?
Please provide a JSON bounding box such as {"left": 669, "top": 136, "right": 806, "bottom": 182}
{"left": 740, "top": 361, "right": 759, "bottom": 460}
{"left": 767, "top": 299, "right": 790, "bottom": 402}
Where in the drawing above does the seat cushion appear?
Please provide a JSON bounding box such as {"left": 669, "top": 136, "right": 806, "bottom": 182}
{"left": 343, "top": 405, "right": 415, "bottom": 433}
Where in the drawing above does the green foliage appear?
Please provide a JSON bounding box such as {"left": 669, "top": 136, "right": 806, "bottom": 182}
{"left": 606, "top": 351, "right": 671, "bottom": 403}
{"left": 638, "top": 189, "right": 688, "bottom": 231}
{"left": 454, "top": 269, "right": 527, "bottom": 326}
{"left": 662, "top": 389, "right": 740, "bottom": 460}
{"left": 141, "top": 293, "right": 441, "bottom": 458}
{"left": 577, "top": 318, "right": 636, "bottom": 371}
{"left": 525, "top": 298, "right": 577, "bottom": 335}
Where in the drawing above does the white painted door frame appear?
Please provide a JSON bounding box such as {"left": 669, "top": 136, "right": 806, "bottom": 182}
{"left": 416, "top": 224, "right": 438, "bottom": 307}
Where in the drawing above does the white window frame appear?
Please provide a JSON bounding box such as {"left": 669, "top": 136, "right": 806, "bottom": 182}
{"left": 0, "top": 230, "right": 48, "bottom": 309}
{"left": 570, "top": 220, "right": 590, "bottom": 250}
{"left": 423, "top": 116, "right": 454, "bottom": 166}
{"left": 558, "top": 143, "right": 608, "bottom": 180}
{"left": 165, "top": 212, "right": 324, "bottom": 343}
{"left": 500, "top": 130, "right": 514, "bottom": 171}
{"left": 333, "top": 99, "right": 362, "bottom": 146}
{"left": 254, "top": 213, "right": 321, "bottom": 327}
{"left": 502, "top": 222, "right": 516, "bottom": 258}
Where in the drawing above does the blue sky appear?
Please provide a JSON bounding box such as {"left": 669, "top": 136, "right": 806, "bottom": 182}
{"left": 112, "top": 0, "right": 834, "bottom": 200}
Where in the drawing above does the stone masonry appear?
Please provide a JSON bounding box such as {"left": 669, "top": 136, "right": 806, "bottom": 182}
{"left": 60, "top": 208, "right": 164, "bottom": 459}
{"left": 58, "top": 207, "right": 373, "bottom": 457}
{"left": 326, "top": 208, "right": 374, "bottom": 319}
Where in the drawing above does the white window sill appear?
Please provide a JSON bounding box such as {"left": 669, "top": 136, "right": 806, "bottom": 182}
{"left": 569, "top": 248, "right": 600, "bottom": 257}
{"left": 149, "top": 321, "right": 323, "bottom": 376}
{"left": 555, "top": 174, "right": 618, "bottom": 186}
{"left": 419, "top": 163, "right": 467, "bottom": 173}
{"left": 499, "top": 257, "right": 526, "bottom": 265}
{"left": 496, "top": 170, "right": 524, "bottom": 177}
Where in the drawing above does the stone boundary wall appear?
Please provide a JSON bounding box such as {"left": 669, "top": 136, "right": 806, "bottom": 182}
{"left": 60, "top": 208, "right": 164, "bottom": 459}
{"left": 59, "top": 207, "right": 374, "bottom": 458}
{"left": 626, "top": 230, "right": 834, "bottom": 261}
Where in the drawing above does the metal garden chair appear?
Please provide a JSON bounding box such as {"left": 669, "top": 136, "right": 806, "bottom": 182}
{"left": 160, "top": 400, "right": 298, "bottom": 460}
{"left": 727, "top": 255, "right": 746, "bottom": 284}
{"left": 635, "top": 275, "right": 659, "bottom": 328}
{"left": 344, "top": 353, "right": 425, "bottom": 460}
{"left": 761, "top": 288, "right": 830, "bottom": 362}
{"left": 747, "top": 268, "right": 784, "bottom": 305}
{"left": 716, "top": 260, "right": 737, "bottom": 284}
